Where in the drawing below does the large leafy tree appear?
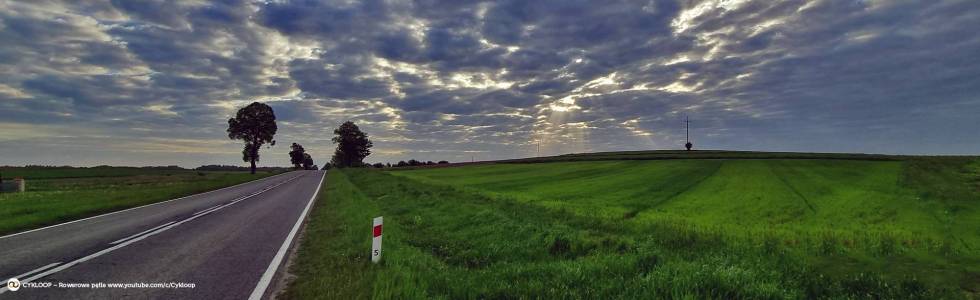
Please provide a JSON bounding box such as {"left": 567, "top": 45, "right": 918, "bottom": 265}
{"left": 330, "top": 121, "right": 372, "bottom": 168}
{"left": 289, "top": 143, "right": 306, "bottom": 169}
{"left": 227, "top": 102, "right": 277, "bottom": 174}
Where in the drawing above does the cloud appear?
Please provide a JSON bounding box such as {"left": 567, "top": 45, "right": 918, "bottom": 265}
{"left": 1, "top": 0, "right": 979, "bottom": 167}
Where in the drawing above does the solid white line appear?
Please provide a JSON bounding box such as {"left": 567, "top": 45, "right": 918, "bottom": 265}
{"left": 0, "top": 262, "right": 61, "bottom": 294}
{"left": 0, "top": 172, "right": 309, "bottom": 295}
{"left": 8, "top": 262, "right": 60, "bottom": 280}
{"left": 0, "top": 171, "right": 297, "bottom": 240}
{"left": 248, "top": 171, "right": 326, "bottom": 300}
{"left": 109, "top": 221, "right": 176, "bottom": 245}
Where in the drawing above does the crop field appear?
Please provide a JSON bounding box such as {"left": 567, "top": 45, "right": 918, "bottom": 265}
{"left": 0, "top": 166, "right": 192, "bottom": 179}
{"left": 0, "top": 167, "right": 280, "bottom": 235}
{"left": 285, "top": 155, "right": 979, "bottom": 299}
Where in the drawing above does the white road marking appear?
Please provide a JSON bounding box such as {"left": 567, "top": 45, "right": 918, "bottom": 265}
{"left": 0, "top": 171, "right": 297, "bottom": 240}
{"left": 193, "top": 204, "right": 225, "bottom": 216}
{"left": 0, "top": 173, "right": 309, "bottom": 295}
{"left": 5, "top": 262, "right": 60, "bottom": 281}
{"left": 248, "top": 171, "right": 326, "bottom": 300}
{"left": 109, "top": 221, "right": 176, "bottom": 245}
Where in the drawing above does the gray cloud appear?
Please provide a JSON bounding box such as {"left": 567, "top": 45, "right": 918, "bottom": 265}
{"left": 1, "top": 0, "right": 979, "bottom": 167}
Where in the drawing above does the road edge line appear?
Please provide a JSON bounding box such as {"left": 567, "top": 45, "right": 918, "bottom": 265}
{"left": 248, "top": 170, "right": 326, "bottom": 300}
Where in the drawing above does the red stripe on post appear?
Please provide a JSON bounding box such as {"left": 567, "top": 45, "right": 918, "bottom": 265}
{"left": 373, "top": 225, "right": 383, "bottom": 237}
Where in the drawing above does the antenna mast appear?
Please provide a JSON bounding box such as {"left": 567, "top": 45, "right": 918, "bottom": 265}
{"left": 685, "top": 116, "right": 690, "bottom": 143}
{"left": 684, "top": 116, "right": 693, "bottom": 151}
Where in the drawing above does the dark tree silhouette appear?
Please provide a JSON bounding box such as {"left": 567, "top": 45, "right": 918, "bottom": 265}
{"left": 322, "top": 163, "right": 332, "bottom": 170}
{"left": 330, "top": 121, "right": 373, "bottom": 168}
{"left": 396, "top": 161, "right": 407, "bottom": 167}
{"left": 372, "top": 162, "right": 385, "bottom": 168}
{"left": 303, "top": 153, "right": 315, "bottom": 170}
{"left": 289, "top": 143, "right": 306, "bottom": 169}
{"left": 227, "top": 102, "right": 277, "bottom": 174}
{"left": 438, "top": 160, "right": 449, "bottom": 164}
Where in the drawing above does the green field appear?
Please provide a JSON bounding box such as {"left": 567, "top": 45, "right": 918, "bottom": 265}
{"left": 0, "top": 167, "right": 280, "bottom": 236}
{"left": 284, "top": 155, "right": 979, "bottom": 299}
{"left": 0, "top": 166, "right": 191, "bottom": 179}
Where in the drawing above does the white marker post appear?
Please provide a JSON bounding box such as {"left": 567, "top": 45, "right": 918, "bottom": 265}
{"left": 371, "top": 216, "right": 383, "bottom": 263}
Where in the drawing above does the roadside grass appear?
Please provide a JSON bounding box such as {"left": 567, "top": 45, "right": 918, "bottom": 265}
{"left": 0, "top": 169, "right": 280, "bottom": 236}
{"left": 285, "top": 157, "right": 978, "bottom": 298}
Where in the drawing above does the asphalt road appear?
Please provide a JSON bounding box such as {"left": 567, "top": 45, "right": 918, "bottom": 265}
{"left": 0, "top": 170, "right": 325, "bottom": 299}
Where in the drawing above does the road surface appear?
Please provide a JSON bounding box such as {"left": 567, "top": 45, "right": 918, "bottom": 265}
{"left": 0, "top": 170, "right": 325, "bottom": 299}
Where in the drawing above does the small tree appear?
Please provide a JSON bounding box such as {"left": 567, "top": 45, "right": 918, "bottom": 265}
{"left": 302, "top": 153, "right": 315, "bottom": 170}
{"left": 322, "top": 163, "right": 332, "bottom": 170}
{"left": 227, "top": 102, "right": 277, "bottom": 174}
{"left": 438, "top": 160, "right": 449, "bottom": 164}
{"left": 289, "top": 143, "right": 306, "bottom": 169}
{"left": 373, "top": 162, "right": 385, "bottom": 168}
{"left": 330, "top": 121, "right": 373, "bottom": 168}
{"left": 396, "top": 161, "right": 407, "bottom": 167}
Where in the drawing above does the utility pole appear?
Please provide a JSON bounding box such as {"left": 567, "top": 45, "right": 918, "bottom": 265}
{"left": 684, "top": 116, "right": 693, "bottom": 151}
{"left": 536, "top": 142, "right": 540, "bottom": 157}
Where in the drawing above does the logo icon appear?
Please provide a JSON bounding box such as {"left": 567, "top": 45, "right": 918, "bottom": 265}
{"left": 6, "top": 278, "right": 20, "bottom": 291}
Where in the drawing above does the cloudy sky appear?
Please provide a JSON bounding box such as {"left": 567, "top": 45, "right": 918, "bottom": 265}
{"left": 1, "top": 0, "right": 978, "bottom": 167}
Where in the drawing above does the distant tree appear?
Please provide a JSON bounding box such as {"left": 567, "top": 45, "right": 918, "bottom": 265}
{"left": 289, "top": 143, "right": 306, "bottom": 169}
{"left": 227, "top": 102, "right": 277, "bottom": 174}
{"left": 372, "top": 162, "right": 385, "bottom": 168}
{"left": 322, "top": 163, "right": 332, "bottom": 170}
{"left": 426, "top": 161, "right": 435, "bottom": 165}
{"left": 385, "top": 163, "right": 392, "bottom": 168}
{"left": 330, "top": 121, "right": 373, "bottom": 168}
{"left": 312, "top": 165, "right": 318, "bottom": 170}
{"left": 407, "top": 159, "right": 420, "bottom": 166}
{"left": 302, "top": 153, "right": 315, "bottom": 170}
{"left": 396, "top": 161, "right": 408, "bottom": 167}
{"left": 438, "top": 160, "right": 449, "bottom": 164}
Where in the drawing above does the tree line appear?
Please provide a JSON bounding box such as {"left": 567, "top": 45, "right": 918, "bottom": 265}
{"left": 226, "top": 102, "right": 377, "bottom": 173}
{"left": 361, "top": 160, "right": 450, "bottom": 169}
{"left": 227, "top": 101, "right": 454, "bottom": 173}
